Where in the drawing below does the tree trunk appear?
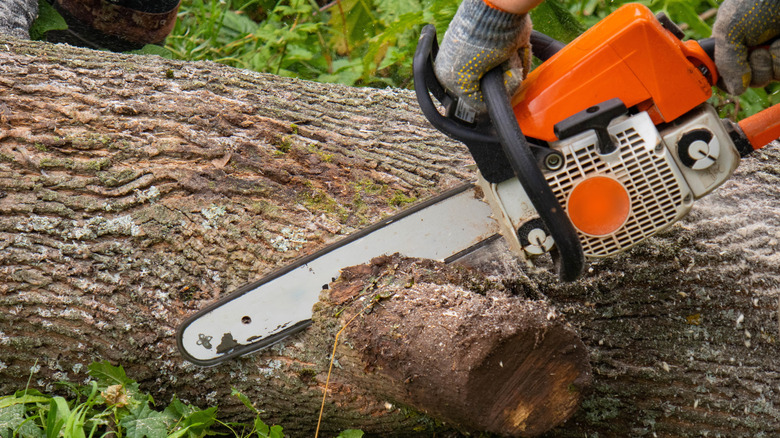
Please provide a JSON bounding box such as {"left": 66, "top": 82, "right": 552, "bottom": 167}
{"left": 0, "top": 37, "right": 589, "bottom": 436}
{"left": 1, "top": 35, "right": 780, "bottom": 437}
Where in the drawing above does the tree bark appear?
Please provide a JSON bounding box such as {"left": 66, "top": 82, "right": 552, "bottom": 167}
{"left": 1, "top": 35, "right": 780, "bottom": 437}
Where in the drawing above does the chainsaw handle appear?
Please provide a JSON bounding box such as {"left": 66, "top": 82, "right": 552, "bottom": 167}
{"left": 413, "top": 25, "right": 498, "bottom": 145}
{"left": 698, "top": 37, "right": 715, "bottom": 60}
{"left": 530, "top": 31, "right": 566, "bottom": 62}
{"left": 481, "top": 68, "right": 585, "bottom": 282}
{"left": 412, "top": 26, "right": 566, "bottom": 145}
{"left": 737, "top": 103, "right": 780, "bottom": 150}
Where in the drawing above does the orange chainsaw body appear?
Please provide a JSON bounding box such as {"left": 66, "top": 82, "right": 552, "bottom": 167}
{"left": 512, "top": 3, "right": 718, "bottom": 142}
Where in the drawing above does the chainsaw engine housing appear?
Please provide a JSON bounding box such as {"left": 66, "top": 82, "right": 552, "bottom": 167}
{"left": 480, "top": 104, "right": 739, "bottom": 259}
{"left": 413, "top": 3, "right": 755, "bottom": 278}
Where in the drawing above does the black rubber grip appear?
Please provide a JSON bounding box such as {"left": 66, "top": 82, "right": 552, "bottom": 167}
{"left": 481, "top": 69, "right": 585, "bottom": 281}
{"left": 413, "top": 25, "right": 498, "bottom": 145}
{"left": 530, "top": 31, "right": 565, "bottom": 61}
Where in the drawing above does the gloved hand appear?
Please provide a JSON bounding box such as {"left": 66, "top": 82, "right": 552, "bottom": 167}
{"left": 434, "top": 0, "right": 532, "bottom": 123}
{"left": 713, "top": 0, "right": 780, "bottom": 95}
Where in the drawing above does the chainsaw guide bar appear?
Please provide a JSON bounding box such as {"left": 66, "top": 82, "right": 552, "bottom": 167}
{"left": 177, "top": 183, "right": 500, "bottom": 366}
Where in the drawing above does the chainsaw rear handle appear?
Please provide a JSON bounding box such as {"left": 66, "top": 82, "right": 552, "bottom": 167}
{"left": 414, "top": 24, "right": 585, "bottom": 281}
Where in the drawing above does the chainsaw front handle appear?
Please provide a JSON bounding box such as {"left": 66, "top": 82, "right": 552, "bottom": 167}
{"left": 414, "top": 24, "right": 585, "bottom": 281}
{"left": 413, "top": 25, "right": 498, "bottom": 145}
{"left": 413, "top": 25, "right": 565, "bottom": 147}
{"left": 736, "top": 104, "right": 780, "bottom": 150}
{"left": 481, "top": 69, "right": 585, "bottom": 281}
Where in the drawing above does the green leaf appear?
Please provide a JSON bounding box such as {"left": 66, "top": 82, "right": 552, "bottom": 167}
{"left": 44, "top": 397, "right": 70, "bottom": 438}
{"left": 374, "top": 0, "right": 422, "bottom": 21}
{"left": 231, "top": 388, "right": 259, "bottom": 414}
{"left": 164, "top": 396, "right": 217, "bottom": 437}
{"left": 327, "top": 0, "right": 379, "bottom": 53}
{"left": 665, "top": 1, "right": 711, "bottom": 38}
{"left": 221, "top": 10, "right": 260, "bottom": 35}
{"left": 120, "top": 404, "right": 168, "bottom": 438}
{"left": 269, "top": 424, "right": 284, "bottom": 438}
{"left": 738, "top": 88, "right": 770, "bottom": 119}
{"left": 182, "top": 407, "right": 217, "bottom": 434}
{"left": 0, "top": 393, "right": 50, "bottom": 409}
{"left": 88, "top": 361, "right": 134, "bottom": 388}
{"left": 0, "top": 404, "right": 26, "bottom": 437}
{"left": 165, "top": 423, "right": 201, "bottom": 438}
{"left": 162, "top": 396, "right": 191, "bottom": 422}
{"left": 30, "top": 0, "right": 68, "bottom": 40}
{"left": 421, "top": 0, "right": 459, "bottom": 28}
{"left": 530, "top": 0, "right": 585, "bottom": 44}
{"left": 254, "top": 416, "right": 284, "bottom": 438}
{"left": 337, "top": 430, "right": 365, "bottom": 438}
{"left": 318, "top": 58, "right": 364, "bottom": 86}
{"left": 62, "top": 391, "right": 102, "bottom": 438}
{"left": 18, "top": 418, "right": 45, "bottom": 438}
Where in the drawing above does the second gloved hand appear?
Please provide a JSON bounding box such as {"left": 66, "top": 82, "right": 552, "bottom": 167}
{"left": 434, "top": 0, "right": 532, "bottom": 123}
{"left": 713, "top": 0, "right": 780, "bottom": 95}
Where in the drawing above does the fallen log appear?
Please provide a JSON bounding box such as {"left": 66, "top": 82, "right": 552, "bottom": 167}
{"left": 317, "top": 255, "right": 590, "bottom": 436}
{"left": 0, "top": 37, "right": 589, "bottom": 436}
{"left": 1, "top": 35, "right": 780, "bottom": 437}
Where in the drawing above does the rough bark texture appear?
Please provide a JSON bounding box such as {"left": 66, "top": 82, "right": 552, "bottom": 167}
{"left": 2, "top": 35, "right": 780, "bottom": 437}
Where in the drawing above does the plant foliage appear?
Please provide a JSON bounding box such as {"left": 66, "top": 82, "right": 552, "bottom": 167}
{"left": 164, "top": 0, "right": 590, "bottom": 87}
{"left": 29, "top": 0, "right": 780, "bottom": 117}
{"left": 0, "top": 361, "right": 306, "bottom": 438}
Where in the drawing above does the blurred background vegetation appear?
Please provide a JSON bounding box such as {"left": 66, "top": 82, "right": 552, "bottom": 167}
{"left": 29, "top": 0, "right": 780, "bottom": 118}
{"left": 161, "top": 0, "right": 779, "bottom": 119}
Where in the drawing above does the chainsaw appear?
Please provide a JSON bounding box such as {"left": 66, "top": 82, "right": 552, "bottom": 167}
{"left": 177, "top": 3, "right": 780, "bottom": 366}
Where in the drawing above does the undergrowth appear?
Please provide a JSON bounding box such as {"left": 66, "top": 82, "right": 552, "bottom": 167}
{"left": 166, "top": 0, "right": 780, "bottom": 119}
{"left": 31, "top": 0, "right": 780, "bottom": 118}
{"left": 0, "top": 361, "right": 362, "bottom": 438}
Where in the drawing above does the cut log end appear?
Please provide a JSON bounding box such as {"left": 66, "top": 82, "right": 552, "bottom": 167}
{"left": 317, "top": 255, "right": 591, "bottom": 437}
{"left": 466, "top": 326, "right": 591, "bottom": 436}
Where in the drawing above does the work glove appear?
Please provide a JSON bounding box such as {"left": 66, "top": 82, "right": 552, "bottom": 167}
{"left": 0, "top": 0, "right": 38, "bottom": 39}
{"left": 713, "top": 0, "right": 780, "bottom": 95}
{"left": 434, "top": 0, "right": 532, "bottom": 123}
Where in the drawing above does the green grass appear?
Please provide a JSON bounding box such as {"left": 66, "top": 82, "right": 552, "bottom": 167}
{"left": 159, "top": 0, "right": 778, "bottom": 119}
{"left": 0, "top": 360, "right": 362, "bottom": 438}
